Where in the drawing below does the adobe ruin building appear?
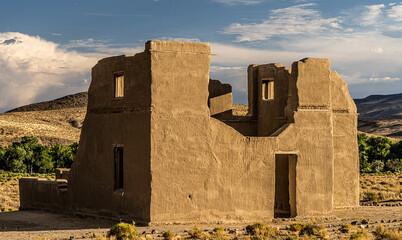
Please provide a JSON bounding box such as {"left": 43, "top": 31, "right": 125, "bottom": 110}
{"left": 20, "top": 40, "right": 359, "bottom": 224}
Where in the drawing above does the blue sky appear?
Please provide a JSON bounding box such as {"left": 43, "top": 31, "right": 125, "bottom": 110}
{"left": 0, "top": 0, "right": 402, "bottom": 112}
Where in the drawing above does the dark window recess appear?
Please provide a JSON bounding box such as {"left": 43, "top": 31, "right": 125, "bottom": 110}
{"left": 114, "top": 147, "right": 124, "bottom": 190}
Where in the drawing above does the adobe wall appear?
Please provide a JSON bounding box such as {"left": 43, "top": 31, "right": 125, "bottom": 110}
{"left": 19, "top": 178, "right": 68, "bottom": 210}
{"left": 251, "top": 63, "right": 290, "bottom": 136}
{"left": 67, "top": 52, "right": 153, "bottom": 222}
{"left": 18, "top": 40, "right": 359, "bottom": 224}
{"left": 147, "top": 45, "right": 354, "bottom": 223}
{"left": 330, "top": 71, "right": 359, "bottom": 208}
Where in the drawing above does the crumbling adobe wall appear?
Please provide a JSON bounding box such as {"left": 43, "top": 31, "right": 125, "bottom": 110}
{"left": 67, "top": 52, "right": 153, "bottom": 222}
{"left": 18, "top": 40, "right": 359, "bottom": 224}
{"left": 330, "top": 71, "right": 359, "bottom": 208}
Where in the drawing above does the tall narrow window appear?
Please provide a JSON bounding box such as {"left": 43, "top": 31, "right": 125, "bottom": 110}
{"left": 262, "top": 78, "right": 274, "bottom": 100}
{"left": 114, "top": 147, "right": 124, "bottom": 190}
{"left": 114, "top": 73, "right": 124, "bottom": 98}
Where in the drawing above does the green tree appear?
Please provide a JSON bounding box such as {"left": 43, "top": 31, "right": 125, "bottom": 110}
{"left": 3, "top": 145, "right": 27, "bottom": 172}
{"left": 51, "top": 144, "right": 75, "bottom": 168}
{"left": 390, "top": 141, "right": 402, "bottom": 159}
{"left": 33, "top": 145, "right": 53, "bottom": 173}
{"left": 70, "top": 142, "right": 79, "bottom": 156}
{"left": 20, "top": 136, "right": 40, "bottom": 174}
{"left": 358, "top": 133, "right": 371, "bottom": 173}
{"left": 366, "top": 136, "right": 392, "bottom": 162}
{"left": 0, "top": 147, "right": 6, "bottom": 170}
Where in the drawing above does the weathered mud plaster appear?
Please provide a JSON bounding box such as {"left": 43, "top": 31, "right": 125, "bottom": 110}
{"left": 19, "top": 41, "right": 359, "bottom": 224}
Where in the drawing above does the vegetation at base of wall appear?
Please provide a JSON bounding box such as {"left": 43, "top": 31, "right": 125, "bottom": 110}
{"left": 358, "top": 133, "right": 402, "bottom": 174}
{"left": 340, "top": 223, "right": 352, "bottom": 233}
{"left": 162, "top": 231, "right": 175, "bottom": 240}
{"left": 107, "top": 222, "right": 138, "bottom": 240}
{"left": 0, "top": 136, "right": 77, "bottom": 174}
{"left": 374, "top": 224, "right": 402, "bottom": 240}
{"left": 187, "top": 226, "right": 206, "bottom": 239}
{"left": 349, "top": 229, "right": 369, "bottom": 240}
{"left": 0, "top": 207, "right": 18, "bottom": 212}
{"left": 245, "top": 222, "right": 281, "bottom": 239}
{"left": 288, "top": 221, "right": 328, "bottom": 239}
{"left": 0, "top": 170, "right": 55, "bottom": 182}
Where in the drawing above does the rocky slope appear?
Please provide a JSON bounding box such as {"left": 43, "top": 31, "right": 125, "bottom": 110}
{"left": 7, "top": 92, "right": 88, "bottom": 113}
{"left": 355, "top": 93, "right": 402, "bottom": 139}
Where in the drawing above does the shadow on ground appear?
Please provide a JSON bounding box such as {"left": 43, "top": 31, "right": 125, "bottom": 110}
{"left": 0, "top": 210, "right": 116, "bottom": 232}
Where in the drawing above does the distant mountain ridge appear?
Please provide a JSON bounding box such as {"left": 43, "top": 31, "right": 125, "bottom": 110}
{"left": 4, "top": 91, "right": 402, "bottom": 140}
{"left": 9, "top": 92, "right": 402, "bottom": 120}
{"left": 7, "top": 92, "right": 88, "bottom": 113}
{"left": 354, "top": 93, "right": 402, "bottom": 120}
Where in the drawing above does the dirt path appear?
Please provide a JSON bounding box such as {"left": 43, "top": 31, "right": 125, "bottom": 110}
{"left": 0, "top": 207, "right": 401, "bottom": 239}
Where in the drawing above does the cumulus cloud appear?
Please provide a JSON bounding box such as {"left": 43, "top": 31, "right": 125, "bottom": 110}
{"left": 223, "top": 3, "right": 342, "bottom": 42}
{"left": 361, "top": 4, "right": 385, "bottom": 26}
{"left": 387, "top": 3, "right": 402, "bottom": 21}
{"left": 214, "top": 3, "right": 402, "bottom": 100}
{"left": 0, "top": 32, "right": 100, "bottom": 112}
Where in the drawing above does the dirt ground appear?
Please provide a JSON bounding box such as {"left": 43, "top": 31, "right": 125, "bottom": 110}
{"left": 0, "top": 206, "right": 400, "bottom": 240}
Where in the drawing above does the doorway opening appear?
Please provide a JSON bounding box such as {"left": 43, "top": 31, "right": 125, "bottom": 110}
{"left": 274, "top": 154, "right": 297, "bottom": 218}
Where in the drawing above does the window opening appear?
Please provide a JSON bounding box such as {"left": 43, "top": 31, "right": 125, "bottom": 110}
{"left": 114, "top": 147, "right": 124, "bottom": 190}
{"left": 114, "top": 73, "right": 124, "bottom": 98}
{"left": 262, "top": 78, "right": 274, "bottom": 100}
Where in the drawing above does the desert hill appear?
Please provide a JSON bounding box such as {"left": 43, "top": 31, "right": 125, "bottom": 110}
{"left": 7, "top": 92, "right": 88, "bottom": 113}
{"left": 0, "top": 92, "right": 400, "bottom": 147}
{"left": 355, "top": 93, "right": 402, "bottom": 139}
{"left": 354, "top": 93, "right": 402, "bottom": 120}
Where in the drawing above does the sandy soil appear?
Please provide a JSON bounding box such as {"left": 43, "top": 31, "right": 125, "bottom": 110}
{"left": 0, "top": 207, "right": 400, "bottom": 240}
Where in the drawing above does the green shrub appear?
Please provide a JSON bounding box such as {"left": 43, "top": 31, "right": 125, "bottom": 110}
{"left": 363, "top": 191, "right": 378, "bottom": 202}
{"left": 340, "top": 223, "right": 352, "bottom": 233}
{"left": 289, "top": 222, "right": 327, "bottom": 239}
{"left": 107, "top": 222, "right": 137, "bottom": 240}
{"left": 162, "top": 230, "right": 175, "bottom": 240}
{"left": 188, "top": 226, "right": 204, "bottom": 239}
{"left": 289, "top": 223, "right": 304, "bottom": 232}
{"left": 374, "top": 224, "right": 402, "bottom": 240}
{"left": 350, "top": 229, "right": 368, "bottom": 240}
{"left": 245, "top": 222, "right": 279, "bottom": 239}
{"left": 300, "top": 223, "right": 326, "bottom": 238}
{"left": 246, "top": 222, "right": 267, "bottom": 235}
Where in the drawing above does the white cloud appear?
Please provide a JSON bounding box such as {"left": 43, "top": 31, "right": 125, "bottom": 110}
{"left": 223, "top": 3, "right": 342, "bottom": 42}
{"left": 160, "top": 37, "right": 201, "bottom": 42}
{"left": 369, "top": 76, "right": 401, "bottom": 82}
{"left": 213, "top": 0, "right": 266, "bottom": 5}
{"left": 65, "top": 38, "right": 142, "bottom": 55}
{"left": 0, "top": 33, "right": 100, "bottom": 112}
{"left": 361, "top": 4, "right": 385, "bottom": 26}
{"left": 0, "top": 32, "right": 147, "bottom": 112}
{"left": 387, "top": 3, "right": 402, "bottom": 21}
{"left": 214, "top": 3, "right": 402, "bottom": 96}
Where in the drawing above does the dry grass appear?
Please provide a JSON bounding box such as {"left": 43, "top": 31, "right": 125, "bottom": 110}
{"left": 0, "top": 178, "right": 19, "bottom": 211}
{"left": 360, "top": 174, "right": 402, "bottom": 202}
{"left": 0, "top": 107, "right": 85, "bottom": 147}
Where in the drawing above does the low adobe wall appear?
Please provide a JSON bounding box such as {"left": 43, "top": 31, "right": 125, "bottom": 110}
{"left": 19, "top": 177, "right": 69, "bottom": 211}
